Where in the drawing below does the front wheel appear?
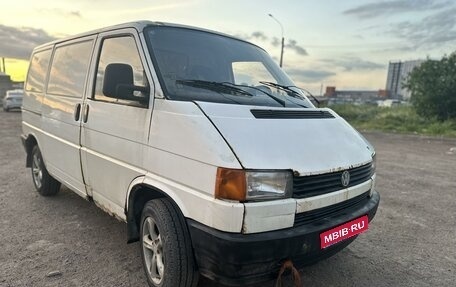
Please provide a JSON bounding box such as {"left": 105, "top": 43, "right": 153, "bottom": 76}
{"left": 31, "top": 145, "right": 61, "bottom": 196}
{"left": 140, "top": 198, "right": 199, "bottom": 287}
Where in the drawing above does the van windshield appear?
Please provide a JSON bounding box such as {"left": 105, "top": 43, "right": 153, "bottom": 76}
{"left": 145, "top": 26, "right": 312, "bottom": 108}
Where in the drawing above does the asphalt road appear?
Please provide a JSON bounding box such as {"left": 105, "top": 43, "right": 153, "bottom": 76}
{"left": 1, "top": 109, "right": 455, "bottom": 287}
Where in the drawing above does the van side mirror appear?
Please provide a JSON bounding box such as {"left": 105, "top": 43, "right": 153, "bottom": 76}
{"left": 103, "top": 63, "right": 149, "bottom": 102}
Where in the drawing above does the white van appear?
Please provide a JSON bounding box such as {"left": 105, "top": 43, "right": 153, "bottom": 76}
{"left": 21, "top": 21, "right": 379, "bottom": 287}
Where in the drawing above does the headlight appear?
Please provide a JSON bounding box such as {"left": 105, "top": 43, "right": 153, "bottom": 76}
{"left": 370, "top": 153, "right": 377, "bottom": 196}
{"left": 245, "top": 171, "right": 292, "bottom": 200}
{"left": 215, "top": 168, "right": 293, "bottom": 201}
{"left": 371, "top": 152, "right": 376, "bottom": 175}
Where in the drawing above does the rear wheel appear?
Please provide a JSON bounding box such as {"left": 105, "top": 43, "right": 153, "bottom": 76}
{"left": 31, "top": 145, "right": 60, "bottom": 196}
{"left": 140, "top": 198, "right": 199, "bottom": 287}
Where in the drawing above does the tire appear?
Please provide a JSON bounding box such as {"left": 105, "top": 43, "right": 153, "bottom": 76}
{"left": 31, "top": 145, "right": 61, "bottom": 196}
{"left": 140, "top": 198, "right": 199, "bottom": 287}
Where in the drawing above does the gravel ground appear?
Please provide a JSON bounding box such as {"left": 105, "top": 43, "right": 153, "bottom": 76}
{"left": 1, "top": 109, "right": 455, "bottom": 287}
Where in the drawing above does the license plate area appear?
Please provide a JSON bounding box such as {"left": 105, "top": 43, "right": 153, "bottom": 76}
{"left": 320, "top": 215, "right": 369, "bottom": 249}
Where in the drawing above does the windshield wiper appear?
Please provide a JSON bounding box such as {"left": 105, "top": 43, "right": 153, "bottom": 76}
{"left": 259, "top": 81, "right": 320, "bottom": 107}
{"left": 176, "top": 79, "right": 254, "bottom": 97}
{"left": 259, "top": 81, "right": 303, "bottom": 99}
{"left": 221, "top": 82, "right": 286, "bottom": 107}
{"left": 290, "top": 85, "right": 321, "bottom": 107}
{"left": 177, "top": 79, "right": 287, "bottom": 107}
{"left": 259, "top": 81, "right": 311, "bottom": 108}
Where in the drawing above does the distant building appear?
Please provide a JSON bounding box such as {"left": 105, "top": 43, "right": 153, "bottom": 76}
{"left": 385, "top": 60, "right": 425, "bottom": 100}
{"left": 0, "top": 72, "right": 13, "bottom": 99}
{"left": 0, "top": 73, "right": 23, "bottom": 100}
{"left": 378, "top": 89, "right": 388, "bottom": 97}
{"left": 325, "top": 86, "right": 336, "bottom": 97}
{"left": 324, "top": 86, "right": 386, "bottom": 105}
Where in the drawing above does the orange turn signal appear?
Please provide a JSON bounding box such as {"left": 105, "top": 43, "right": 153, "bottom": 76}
{"left": 214, "top": 168, "right": 246, "bottom": 201}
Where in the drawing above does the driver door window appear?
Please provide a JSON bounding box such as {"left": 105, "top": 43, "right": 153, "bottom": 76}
{"left": 94, "top": 36, "right": 148, "bottom": 107}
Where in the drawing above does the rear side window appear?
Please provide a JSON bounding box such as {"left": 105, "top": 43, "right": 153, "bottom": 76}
{"left": 47, "top": 40, "right": 93, "bottom": 98}
{"left": 25, "top": 49, "right": 52, "bottom": 92}
{"left": 94, "top": 36, "right": 148, "bottom": 107}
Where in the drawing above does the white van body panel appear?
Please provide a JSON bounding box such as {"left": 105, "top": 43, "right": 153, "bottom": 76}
{"left": 22, "top": 91, "right": 44, "bottom": 118}
{"left": 196, "top": 101, "right": 373, "bottom": 175}
{"left": 81, "top": 99, "right": 150, "bottom": 209}
{"left": 40, "top": 94, "right": 87, "bottom": 194}
{"left": 242, "top": 199, "right": 296, "bottom": 233}
{"left": 148, "top": 100, "right": 241, "bottom": 170}
{"left": 141, "top": 174, "right": 245, "bottom": 233}
{"left": 80, "top": 29, "right": 153, "bottom": 219}
{"left": 140, "top": 99, "right": 244, "bottom": 232}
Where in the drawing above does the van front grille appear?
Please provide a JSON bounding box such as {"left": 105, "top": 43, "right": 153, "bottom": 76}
{"left": 294, "top": 191, "right": 371, "bottom": 227}
{"left": 292, "top": 162, "right": 373, "bottom": 199}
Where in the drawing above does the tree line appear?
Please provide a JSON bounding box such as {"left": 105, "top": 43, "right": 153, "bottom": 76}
{"left": 405, "top": 52, "right": 456, "bottom": 121}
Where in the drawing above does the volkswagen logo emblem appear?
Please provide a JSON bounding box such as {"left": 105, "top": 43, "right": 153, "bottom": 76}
{"left": 341, "top": 171, "right": 350, "bottom": 187}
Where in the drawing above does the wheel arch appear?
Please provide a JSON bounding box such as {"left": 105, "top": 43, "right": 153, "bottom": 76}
{"left": 125, "top": 180, "right": 189, "bottom": 243}
{"left": 23, "top": 133, "right": 39, "bottom": 168}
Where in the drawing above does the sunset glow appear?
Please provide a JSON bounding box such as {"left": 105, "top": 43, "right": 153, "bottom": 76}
{"left": 1, "top": 0, "right": 455, "bottom": 93}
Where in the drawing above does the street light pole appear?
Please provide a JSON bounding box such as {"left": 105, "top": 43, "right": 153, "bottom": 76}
{"left": 268, "top": 13, "right": 284, "bottom": 67}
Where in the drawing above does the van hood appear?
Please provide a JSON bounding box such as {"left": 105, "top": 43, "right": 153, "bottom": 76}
{"left": 196, "top": 102, "right": 374, "bottom": 176}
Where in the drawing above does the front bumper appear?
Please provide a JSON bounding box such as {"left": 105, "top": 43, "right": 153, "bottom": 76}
{"left": 187, "top": 190, "right": 380, "bottom": 286}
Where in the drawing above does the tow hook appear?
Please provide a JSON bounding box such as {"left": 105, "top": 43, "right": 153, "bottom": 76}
{"left": 275, "top": 259, "right": 302, "bottom": 287}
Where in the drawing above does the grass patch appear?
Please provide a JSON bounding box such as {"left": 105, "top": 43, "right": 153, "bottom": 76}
{"left": 329, "top": 105, "right": 456, "bottom": 137}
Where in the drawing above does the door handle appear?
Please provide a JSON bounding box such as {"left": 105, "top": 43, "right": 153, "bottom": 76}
{"left": 74, "top": 103, "right": 81, "bottom": 121}
{"left": 83, "top": 104, "right": 90, "bottom": 123}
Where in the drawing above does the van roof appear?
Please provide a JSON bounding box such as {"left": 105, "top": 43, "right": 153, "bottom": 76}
{"left": 34, "top": 20, "right": 262, "bottom": 51}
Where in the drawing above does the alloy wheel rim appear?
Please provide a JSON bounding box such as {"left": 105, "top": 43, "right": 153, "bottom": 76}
{"left": 142, "top": 217, "right": 164, "bottom": 284}
{"left": 32, "top": 153, "right": 42, "bottom": 189}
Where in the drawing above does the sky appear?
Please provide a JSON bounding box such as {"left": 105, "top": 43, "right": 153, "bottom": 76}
{"left": 1, "top": 0, "right": 455, "bottom": 94}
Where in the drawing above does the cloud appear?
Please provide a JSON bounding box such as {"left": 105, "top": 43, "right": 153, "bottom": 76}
{"left": 285, "top": 68, "right": 336, "bottom": 83}
{"left": 344, "top": 1, "right": 456, "bottom": 50}
{"left": 271, "top": 37, "right": 280, "bottom": 47}
{"left": 353, "top": 34, "right": 364, "bottom": 40}
{"left": 343, "top": 0, "right": 450, "bottom": 19}
{"left": 101, "top": 2, "right": 197, "bottom": 16}
{"left": 237, "top": 32, "right": 308, "bottom": 56}
{"left": 236, "top": 31, "right": 269, "bottom": 42}
{"left": 0, "top": 25, "right": 56, "bottom": 60}
{"left": 321, "top": 57, "right": 385, "bottom": 71}
{"left": 251, "top": 31, "right": 267, "bottom": 41}
{"left": 37, "top": 8, "right": 82, "bottom": 18}
{"left": 387, "top": 7, "right": 456, "bottom": 49}
{"left": 69, "top": 10, "right": 82, "bottom": 18}
{"left": 286, "top": 39, "right": 308, "bottom": 56}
